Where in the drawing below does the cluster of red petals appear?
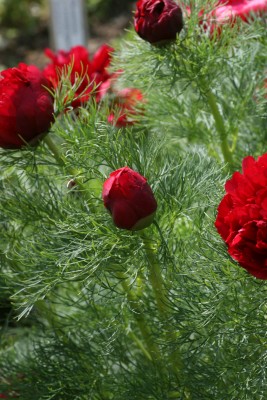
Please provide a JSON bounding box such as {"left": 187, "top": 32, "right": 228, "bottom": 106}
{"left": 0, "top": 63, "right": 54, "bottom": 149}
{"left": 43, "top": 44, "right": 114, "bottom": 108}
{"left": 187, "top": 0, "right": 267, "bottom": 36}
{"left": 107, "top": 88, "right": 144, "bottom": 128}
{"left": 102, "top": 167, "right": 157, "bottom": 230}
{"left": 134, "top": 0, "right": 184, "bottom": 44}
{"left": 215, "top": 153, "right": 267, "bottom": 279}
{"left": 42, "top": 44, "right": 145, "bottom": 128}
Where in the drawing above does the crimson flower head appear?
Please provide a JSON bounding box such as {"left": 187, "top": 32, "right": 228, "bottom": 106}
{"left": 43, "top": 44, "right": 114, "bottom": 108}
{"left": 134, "top": 0, "right": 184, "bottom": 44}
{"left": 215, "top": 153, "right": 267, "bottom": 279}
{"left": 102, "top": 167, "right": 157, "bottom": 230}
{"left": 108, "top": 88, "right": 144, "bottom": 127}
{"left": 190, "top": 0, "right": 267, "bottom": 36}
{"left": 0, "top": 63, "right": 54, "bottom": 149}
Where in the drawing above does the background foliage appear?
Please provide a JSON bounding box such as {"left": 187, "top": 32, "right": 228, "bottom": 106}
{"left": 0, "top": 0, "right": 133, "bottom": 69}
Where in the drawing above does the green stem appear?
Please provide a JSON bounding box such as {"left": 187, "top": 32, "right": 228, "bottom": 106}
{"left": 128, "top": 331, "right": 153, "bottom": 362}
{"left": 43, "top": 134, "right": 98, "bottom": 208}
{"left": 141, "top": 232, "right": 167, "bottom": 318}
{"left": 206, "top": 89, "right": 234, "bottom": 166}
{"left": 118, "top": 272, "right": 162, "bottom": 362}
{"left": 43, "top": 134, "right": 82, "bottom": 179}
{"left": 43, "top": 134, "right": 65, "bottom": 167}
{"left": 140, "top": 231, "right": 183, "bottom": 383}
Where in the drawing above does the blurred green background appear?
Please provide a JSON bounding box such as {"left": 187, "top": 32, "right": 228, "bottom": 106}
{"left": 0, "top": 0, "right": 134, "bottom": 68}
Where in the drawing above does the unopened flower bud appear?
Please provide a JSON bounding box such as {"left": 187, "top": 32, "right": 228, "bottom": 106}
{"left": 134, "top": 0, "right": 183, "bottom": 44}
{"left": 102, "top": 167, "right": 157, "bottom": 230}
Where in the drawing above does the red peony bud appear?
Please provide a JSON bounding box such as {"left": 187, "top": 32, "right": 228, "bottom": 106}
{"left": 0, "top": 63, "right": 54, "bottom": 149}
{"left": 134, "top": 0, "right": 183, "bottom": 44}
{"left": 102, "top": 167, "right": 157, "bottom": 230}
{"left": 215, "top": 153, "right": 267, "bottom": 279}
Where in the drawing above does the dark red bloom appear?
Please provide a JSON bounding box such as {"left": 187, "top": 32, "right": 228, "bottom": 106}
{"left": 0, "top": 63, "right": 54, "bottom": 149}
{"left": 188, "top": 0, "right": 267, "bottom": 36}
{"left": 108, "top": 88, "right": 144, "bottom": 127}
{"left": 237, "top": 0, "right": 267, "bottom": 20}
{"left": 134, "top": 0, "right": 184, "bottom": 44}
{"left": 215, "top": 153, "right": 267, "bottom": 279}
{"left": 102, "top": 167, "right": 157, "bottom": 230}
{"left": 43, "top": 44, "right": 114, "bottom": 108}
{"left": 90, "top": 45, "right": 114, "bottom": 88}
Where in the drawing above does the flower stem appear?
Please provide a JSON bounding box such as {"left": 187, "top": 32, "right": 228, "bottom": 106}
{"left": 118, "top": 272, "right": 162, "bottom": 362}
{"left": 43, "top": 134, "right": 82, "bottom": 179}
{"left": 43, "top": 134, "right": 98, "bottom": 208}
{"left": 206, "top": 89, "right": 234, "bottom": 166}
{"left": 141, "top": 232, "right": 168, "bottom": 318}
{"left": 140, "top": 231, "right": 184, "bottom": 384}
{"left": 43, "top": 134, "right": 65, "bottom": 167}
{"left": 128, "top": 330, "right": 153, "bottom": 362}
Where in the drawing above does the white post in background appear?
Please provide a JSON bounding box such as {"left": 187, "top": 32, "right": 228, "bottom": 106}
{"left": 49, "top": 0, "right": 89, "bottom": 51}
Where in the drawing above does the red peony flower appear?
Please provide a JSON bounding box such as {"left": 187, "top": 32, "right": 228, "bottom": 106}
{"left": 43, "top": 44, "right": 114, "bottom": 108}
{"left": 107, "top": 88, "right": 144, "bottom": 127}
{"left": 238, "top": 0, "right": 267, "bottom": 20}
{"left": 90, "top": 45, "right": 114, "bottom": 88}
{"left": 215, "top": 153, "right": 267, "bottom": 279}
{"left": 188, "top": 0, "right": 267, "bottom": 36}
{"left": 134, "top": 0, "right": 184, "bottom": 44}
{"left": 102, "top": 167, "right": 157, "bottom": 230}
{"left": 0, "top": 63, "right": 54, "bottom": 149}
